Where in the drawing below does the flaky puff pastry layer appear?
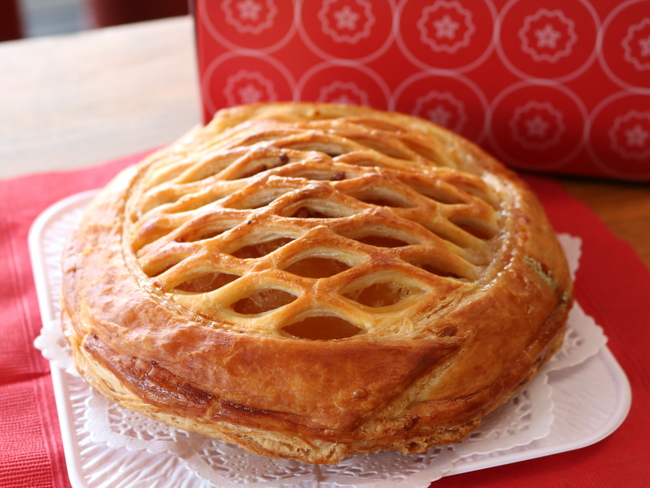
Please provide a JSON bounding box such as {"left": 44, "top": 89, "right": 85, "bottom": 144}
{"left": 61, "top": 103, "right": 572, "bottom": 464}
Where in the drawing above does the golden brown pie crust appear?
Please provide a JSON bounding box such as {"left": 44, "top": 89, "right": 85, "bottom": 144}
{"left": 61, "top": 102, "right": 573, "bottom": 464}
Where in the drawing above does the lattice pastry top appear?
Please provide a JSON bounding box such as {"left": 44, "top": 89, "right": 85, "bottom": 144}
{"left": 61, "top": 103, "right": 573, "bottom": 464}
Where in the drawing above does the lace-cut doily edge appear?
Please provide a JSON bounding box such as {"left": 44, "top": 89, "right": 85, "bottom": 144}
{"left": 46, "top": 346, "right": 631, "bottom": 488}
{"left": 187, "top": 446, "right": 461, "bottom": 488}
{"left": 451, "top": 369, "right": 554, "bottom": 459}
{"left": 78, "top": 365, "right": 550, "bottom": 488}
{"left": 449, "top": 346, "right": 631, "bottom": 477}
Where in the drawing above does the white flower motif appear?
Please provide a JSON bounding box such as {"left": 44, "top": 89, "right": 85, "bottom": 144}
{"left": 412, "top": 91, "right": 467, "bottom": 133}
{"left": 236, "top": 0, "right": 262, "bottom": 21}
{"left": 519, "top": 9, "right": 577, "bottom": 63}
{"left": 238, "top": 84, "right": 264, "bottom": 104}
{"left": 434, "top": 15, "right": 459, "bottom": 39}
{"left": 418, "top": 1, "right": 475, "bottom": 54}
{"left": 224, "top": 70, "right": 277, "bottom": 106}
{"left": 525, "top": 115, "right": 551, "bottom": 138}
{"left": 509, "top": 101, "right": 565, "bottom": 151}
{"left": 318, "top": 0, "right": 375, "bottom": 44}
{"left": 334, "top": 5, "right": 359, "bottom": 30}
{"left": 317, "top": 81, "right": 369, "bottom": 106}
{"left": 625, "top": 124, "right": 649, "bottom": 147}
{"left": 609, "top": 110, "right": 650, "bottom": 160}
{"left": 427, "top": 105, "right": 453, "bottom": 127}
{"left": 623, "top": 18, "right": 650, "bottom": 71}
{"left": 222, "top": 0, "right": 277, "bottom": 35}
{"left": 329, "top": 93, "right": 355, "bottom": 104}
{"left": 640, "top": 35, "right": 650, "bottom": 57}
{"left": 535, "top": 24, "right": 562, "bottom": 49}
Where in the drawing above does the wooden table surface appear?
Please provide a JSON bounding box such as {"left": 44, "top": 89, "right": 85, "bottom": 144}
{"left": 2, "top": 16, "right": 649, "bottom": 270}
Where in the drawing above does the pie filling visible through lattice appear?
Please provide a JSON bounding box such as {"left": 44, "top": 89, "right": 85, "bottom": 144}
{"left": 61, "top": 103, "right": 573, "bottom": 464}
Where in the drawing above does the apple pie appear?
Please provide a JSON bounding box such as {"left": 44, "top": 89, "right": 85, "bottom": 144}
{"left": 61, "top": 102, "right": 573, "bottom": 464}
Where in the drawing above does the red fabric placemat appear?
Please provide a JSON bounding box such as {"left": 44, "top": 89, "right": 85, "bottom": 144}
{"left": 0, "top": 152, "right": 648, "bottom": 487}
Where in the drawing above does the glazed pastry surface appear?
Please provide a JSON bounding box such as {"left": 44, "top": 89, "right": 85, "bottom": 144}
{"left": 61, "top": 103, "right": 573, "bottom": 464}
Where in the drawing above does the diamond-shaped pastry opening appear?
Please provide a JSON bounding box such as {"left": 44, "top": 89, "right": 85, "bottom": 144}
{"left": 227, "top": 153, "right": 292, "bottom": 180}
{"left": 231, "top": 237, "right": 294, "bottom": 259}
{"left": 406, "top": 258, "right": 475, "bottom": 281}
{"left": 231, "top": 288, "right": 298, "bottom": 315}
{"left": 345, "top": 188, "right": 416, "bottom": 209}
{"left": 334, "top": 153, "right": 398, "bottom": 171}
{"left": 142, "top": 256, "right": 184, "bottom": 278}
{"left": 341, "top": 226, "right": 417, "bottom": 248}
{"left": 343, "top": 117, "right": 404, "bottom": 133}
{"left": 153, "top": 190, "right": 227, "bottom": 215}
{"left": 343, "top": 280, "right": 420, "bottom": 308}
{"left": 178, "top": 227, "right": 225, "bottom": 243}
{"left": 282, "top": 316, "right": 362, "bottom": 340}
{"left": 347, "top": 137, "right": 413, "bottom": 161}
{"left": 277, "top": 139, "right": 353, "bottom": 157}
{"left": 406, "top": 181, "right": 467, "bottom": 205}
{"left": 414, "top": 220, "right": 473, "bottom": 250}
{"left": 288, "top": 169, "right": 349, "bottom": 181}
{"left": 449, "top": 216, "right": 497, "bottom": 241}
{"left": 225, "top": 187, "right": 293, "bottom": 210}
{"left": 284, "top": 200, "right": 357, "bottom": 219}
{"left": 353, "top": 234, "right": 411, "bottom": 248}
{"left": 291, "top": 207, "right": 340, "bottom": 219}
{"left": 132, "top": 220, "right": 179, "bottom": 253}
{"left": 137, "top": 188, "right": 183, "bottom": 215}
{"left": 174, "top": 153, "right": 242, "bottom": 184}
{"left": 175, "top": 218, "right": 239, "bottom": 243}
{"left": 454, "top": 183, "right": 498, "bottom": 209}
{"left": 401, "top": 137, "right": 451, "bottom": 166}
{"left": 283, "top": 256, "right": 352, "bottom": 278}
{"left": 173, "top": 272, "right": 239, "bottom": 293}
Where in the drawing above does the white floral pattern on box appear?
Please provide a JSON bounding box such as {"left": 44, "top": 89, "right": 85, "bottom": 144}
{"left": 519, "top": 9, "right": 578, "bottom": 63}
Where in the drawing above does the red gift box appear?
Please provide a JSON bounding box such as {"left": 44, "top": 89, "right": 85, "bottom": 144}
{"left": 193, "top": 0, "right": 650, "bottom": 181}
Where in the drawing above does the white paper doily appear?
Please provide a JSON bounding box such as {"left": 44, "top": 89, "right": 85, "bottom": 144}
{"left": 30, "top": 191, "right": 630, "bottom": 488}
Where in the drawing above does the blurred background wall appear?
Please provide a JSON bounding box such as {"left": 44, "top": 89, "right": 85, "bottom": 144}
{"left": 1, "top": 0, "right": 189, "bottom": 41}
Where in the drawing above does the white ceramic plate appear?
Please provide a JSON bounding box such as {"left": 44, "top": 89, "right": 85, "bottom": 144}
{"left": 29, "top": 192, "right": 632, "bottom": 487}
